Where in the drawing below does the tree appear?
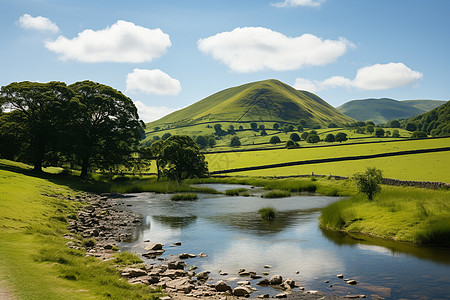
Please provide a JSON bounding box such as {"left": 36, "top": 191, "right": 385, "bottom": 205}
{"left": 385, "top": 130, "right": 391, "bottom": 137}
{"left": 0, "top": 110, "right": 28, "bottom": 160}
{"left": 259, "top": 124, "right": 265, "bottom": 131}
{"left": 230, "top": 135, "right": 241, "bottom": 147}
{"left": 269, "top": 136, "right": 281, "bottom": 144}
{"left": 0, "top": 81, "right": 74, "bottom": 172}
{"left": 406, "top": 122, "right": 417, "bottom": 132}
{"left": 297, "top": 125, "right": 304, "bottom": 132}
{"left": 68, "top": 81, "right": 143, "bottom": 178}
{"left": 238, "top": 125, "right": 244, "bottom": 131}
{"left": 195, "top": 135, "right": 208, "bottom": 149}
{"left": 375, "top": 128, "right": 385, "bottom": 138}
{"left": 260, "top": 130, "right": 268, "bottom": 136}
{"left": 214, "top": 124, "right": 226, "bottom": 136}
{"left": 388, "top": 120, "right": 400, "bottom": 128}
{"left": 299, "top": 119, "right": 307, "bottom": 126}
{"left": 149, "top": 140, "right": 164, "bottom": 180}
{"left": 273, "top": 123, "right": 280, "bottom": 130}
{"left": 250, "top": 122, "right": 258, "bottom": 131}
{"left": 335, "top": 132, "right": 348, "bottom": 142}
{"left": 158, "top": 135, "right": 208, "bottom": 182}
{"left": 366, "top": 125, "right": 374, "bottom": 134}
{"left": 410, "top": 131, "right": 428, "bottom": 139}
{"left": 353, "top": 167, "right": 383, "bottom": 201}
{"left": 356, "top": 127, "right": 365, "bottom": 134}
{"left": 288, "top": 125, "right": 294, "bottom": 132}
{"left": 324, "top": 133, "right": 335, "bottom": 142}
{"left": 306, "top": 133, "right": 320, "bottom": 143}
{"left": 290, "top": 133, "right": 300, "bottom": 142}
{"left": 285, "top": 140, "right": 300, "bottom": 149}
{"left": 162, "top": 132, "right": 172, "bottom": 140}
{"left": 301, "top": 131, "right": 309, "bottom": 140}
{"left": 328, "top": 122, "right": 338, "bottom": 128}
{"left": 207, "top": 136, "right": 216, "bottom": 148}
{"left": 228, "top": 125, "right": 236, "bottom": 135}
{"left": 392, "top": 129, "right": 401, "bottom": 138}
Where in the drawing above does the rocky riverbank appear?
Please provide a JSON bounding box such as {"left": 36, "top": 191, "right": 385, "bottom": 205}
{"left": 65, "top": 192, "right": 362, "bottom": 300}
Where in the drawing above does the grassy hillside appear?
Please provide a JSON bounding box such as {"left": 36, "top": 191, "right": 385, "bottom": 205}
{"left": 146, "top": 79, "right": 354, "bottom": 130}
{"left": 402, "top": 100, "right": 450, "bottom": 136}
{"left": 402, "top": 99, "right": 447, "bottom": 111}
{"left": 337, "top": 98, "right": 426, "bottom": 124}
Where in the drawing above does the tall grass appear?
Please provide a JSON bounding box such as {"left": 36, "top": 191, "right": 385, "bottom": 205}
{"left": 262, "top": 190, "right": 291, "bottom": 198}
{"left": 171, "top": 193, "right": 199, "bottom": 201}
{"left": 259, "top": 207, "right": 276, "bottom": 220}
{"left": 225, "top": 188, "right": 248, "bottom": 196}
{"left": 111, "top": 178, "right": 219, "bottom": 194}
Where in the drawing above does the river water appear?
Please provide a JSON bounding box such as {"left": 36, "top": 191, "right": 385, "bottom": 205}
{"left": 117, "top": 184, "right": 450, "bottom": 299}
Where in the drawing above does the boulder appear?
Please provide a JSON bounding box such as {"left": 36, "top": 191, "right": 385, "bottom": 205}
{"left": 269, "top": 274, "right": 283, "bottom": 285}
{"left": 337, "top": 274, "right": 344, "bottom": 278}
{"left": 346, "top": 279, "right": 357, "bottom": 285}
{"left": 284, "top": 278, "right": 295, "bottom": 288}
{"left": 121, "top": 267, "right": 147, "bottom": 278}
{"left": 256, "top": 279, "right": 270, "bottom": 285}
{"left": 275, "top": 293, "right": 287, "bottom": 298}
{"left": 179, "top": 253, "right": 196, "bottom": 259}
{"left": 233, "top": 286, "right": 252, "bottom": 297}
{"left": 144, "top": 242, "right": 163, "bottom": 251}
{"left": 214, "top": 280, "right": 232, "bottom": 292}
{"left": 196, "top": 271, "right": 210, "bottom": 280}
{"left": 168, "top": 260, "right": 186, "bottom": 270}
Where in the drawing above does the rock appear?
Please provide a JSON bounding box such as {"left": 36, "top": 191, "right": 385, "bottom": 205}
{"left": 121, "top": 267, "right": 147, "bottom": 278}
{"left": 284, "top": 279, "right": 295, "bottom": 288}
{"left": 166, "top": 278, "right": 194, "bottom": 293}
{"left": 171, "top": 242, "right": 182, "bottom": 246}
{"left": 307, "top": 290, "right": 318, "bottom": 294}
{"left": 324, "top": 280, "right": 329, "bottom": 283}
{"left": 168, "top": 260, "right": 186, "bottom": 270}
{"left": 144, "top": 242, "right": 163, "bottom": 251}
{"left": 196, "top": 271, "right": 210, "bottom": 280}
{"left": 214, "top": 280, "right": 232, "bottom": 292}
{"left": 256, "top": 279, "right": 270, "bottom": 285}
{"left": 275, "top": 293, "right": 287, "bottom": 298}
{"left": 198, "top": 252, "right": 208, "bottom": 257}
{"left": 233, "top": 286, "right": 252, "bottom": 297}
{"left": 237, "top": 280, "right": 251, "bottom": 285}
{"left": 346, "top": 279, "right": 358, "bottom": 285}
{"left": 264, "top": 265, "right": 271, "bottom": 268}
{"left": 189, "top": 265, "right": 197, "bottom": 271}
{"left": 258, "top": 294, "right": 270, "bottom": 298}
{"left": 160, "top": 297, "right": 171, "bottom": 300}
{"left": 179, "top": 253, "right": 196, "bottom": 259}
{"left": 269, "top": 274, "right": 283, "bottom": 285}
{"left": 262, "top": 272, "right": 269, "bottom": 276}
{"left": 337, "top": 274, "right": 344, "bottom": 278}
{"left": 251, "top": 274, "right": 262, "bottom": 279}
{"left": 344, "top": 295, "right": 366, "bottom": 299}
{"left": 219, "top": 272, "right": 228, "bottom": 276}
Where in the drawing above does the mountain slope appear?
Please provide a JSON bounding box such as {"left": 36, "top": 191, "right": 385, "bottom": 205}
{"left": 403, "top": 101, "right": 450, "bottom": 136}
{"left": 147, "top": 79, "right": 354, "bottom": 129}
{"left": 337, "top": 98, "right": 444, "bottom": 124}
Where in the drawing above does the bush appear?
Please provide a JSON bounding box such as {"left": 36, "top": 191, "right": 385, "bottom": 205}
{"left": 290, "top": 133, "right": 300, "bottom": 141}
{"left": 262, "top": 190, "right": 291, "bottom": 198}
{"left": 353, "top": 167, "right": 383, "bottom": 201}
{"left": 335, "top": 132, "right": 348, "bottom": 142}
{"left": 259, "top": 207, "right": 275, "bottom": 220}
{"left": 269, "top": 136, "right": 281, "bottom": 144}
{"left": 306, "top": 134, "right": 320, "bottom": 143}
{"left": 171, "top": 193, "right": 199, "bottom": 201}
{"left": 410, "top": 131, "right": 428, "bottom": 139}
{"left": 324, "top": 133, "right": 335, "bottom": 142}
{"left": 285, "top": 140, "right": 300, "bottom": 149}
{"left": 230, "top": 136, "right": 241, "bottom": 147}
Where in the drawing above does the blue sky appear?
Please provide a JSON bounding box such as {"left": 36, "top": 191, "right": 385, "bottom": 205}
{"left": 1, "top": 0, "right": 449, "bottom": 122}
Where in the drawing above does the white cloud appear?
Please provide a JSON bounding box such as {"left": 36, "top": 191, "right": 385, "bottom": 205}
{"left": 134, "top": 101, "right": 179, "bottom": 123}
{"left": 198, "top": 27, "right": 353, "bottom": 73}
{"left": 294, "top": 62, "right": 423, "bottom": 92}
{"left": 126, "top": 69, "right": 181, "bottom": 95}
{"left": 18, "top": 14, "right": 59, "bottom": 33}
{"left": 45, "top": 20, "right": 171, "bottom": 63}
{"left": 272, "top": 0, "right": 325, "bottom": 8}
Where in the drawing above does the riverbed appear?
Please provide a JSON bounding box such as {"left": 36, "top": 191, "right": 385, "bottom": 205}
{"left": 117, "top": 184, "right": 450, "bottom": 299}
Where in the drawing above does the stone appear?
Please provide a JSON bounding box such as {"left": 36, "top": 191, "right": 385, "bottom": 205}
{"left": 258, "top": 294, "right": 270, "bottom": 298}
{"left": 256, "top": 279, "right": 270, "bottom": 285}
{"left": 275, "top": 293, "right": 287, "bottom": 298}
{"left": 144, "top": 242, "right": 163, "bottom": 251}
{"left": 196, "top": 271, "right": 210, "bottom": 280}
{"left": 219, "top": 272, "right": 228, "bottom": 276}
{"left": 269, "top": 274, "right": 283, "bottom": 285}
{"left": 166, "top": 278, "right": 194, "bottom": 294}
{"left": 284, "top": 279, "right": 295, "bottom": 288}
{"left": 233, "top": 286, "right": 252, "bottom": 297}
{"left": 168, "top": 260, "right": 186, "bottom": 270}
{"left": 264, "top": 265, "right": 271, "bottom": 268}
{"left": 344, "top": 295, "right": 366, "bottom": 299}
{"left": 237, "top": 280, "right": 251, "bottom": 285}
{"left": 179, "top": 253, "right": 195, "bottom": 259}
{"left": 171, "top": 242, "right": 182, "bottom": 246}
{"left": 214, "top": 280, "right": 232, "bottom": 292}
{"left": 251, "top": 274, "right": 262, "bottom": 279}
{"left": 337, "top": 274, "right": 344, "bottom": 278}
{"left": 121, "top": 267, "right": 147, "bottom": 278}
{"left": 346, "top": 279, "right": 358, "bottom": 285}
{"left": 198, "top": 252, "right": 208, "bottom": 257}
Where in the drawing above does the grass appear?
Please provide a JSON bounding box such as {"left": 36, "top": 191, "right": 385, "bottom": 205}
{"left": 319, "top": 186, "right": 450, "bottom": 245}
{"left": 261, "top": 190, "right": 291, "bottom": 198}
{"left": 0, "top": 160, "right": 163, "bottom": 299}
{"left": 225, "top": 188, "right": 248, "bottom": 196}
{"left": 259, "top": 207, "right": 276, "bottom": 220}
{"left": 171, "top": 193, "right": 199, "bottom": 201}
{"left": 110, "top": 177, "right": 219, "bottom": 194}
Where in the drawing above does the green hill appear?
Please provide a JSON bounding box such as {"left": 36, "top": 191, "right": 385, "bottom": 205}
{"left": 402, "top": 101, "right": 450, "bottom": 136}
{"left": 337, "top": 98, "right": 445, "bottom": 124}
{"left": 147, "top": 79, "right": 354, "bottom": 130}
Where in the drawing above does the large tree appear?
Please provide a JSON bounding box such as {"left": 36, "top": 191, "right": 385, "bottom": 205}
{"left": 68, "top": 81, "right": 144, "bottom": 178}
{"left": 0, "top": 81, "right": 74, "bottom": 172}
{"left": 158, "top": 135, "right": 208, "bottom": 182}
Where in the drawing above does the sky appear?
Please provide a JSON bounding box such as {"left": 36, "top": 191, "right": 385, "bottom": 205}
{"left": 1, "top": 0, "right": 450, "bottom": 122}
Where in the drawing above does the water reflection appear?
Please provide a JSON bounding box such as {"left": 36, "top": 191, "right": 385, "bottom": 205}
{"left": 153, "top": 215, "right": 198, "bottom": 229}
{"left": 321, "top": 228, "right": 450, "bottom": 265}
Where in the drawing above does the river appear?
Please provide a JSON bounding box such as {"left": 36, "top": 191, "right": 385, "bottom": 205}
{"left": 117, "top": 184, "right": 450, "bottom": 299}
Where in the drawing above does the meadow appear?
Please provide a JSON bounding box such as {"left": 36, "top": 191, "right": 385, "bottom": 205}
{"left": 0, "top": 160, "right": 162, "bottom": 300}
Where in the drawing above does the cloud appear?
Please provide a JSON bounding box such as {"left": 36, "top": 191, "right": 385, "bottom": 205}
{"left": 45, "top": 20, "right": 171, "bottom": 63}
{"left": 126, "top": 69, "right": 181, "bottom": 95}
{"left": 18, "top": 14, "right": 59, "bottom": 33}
{"left": 294, "top": 62, "right": 423, "bottom": 92}
{"left": 134, "top": 101, "right": 179, "bottom": 123}
{"left": 198, "top": 27, "right": 353, "bottom": 73}
{"left": 272, "top": 0, "right": 325, "bottom": 8}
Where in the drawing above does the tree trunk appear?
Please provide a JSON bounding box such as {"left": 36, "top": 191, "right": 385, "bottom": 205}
{"left": 33, "top": 160, "right": 43, "bottom": 173}
{"left": 80, "top": 157, "right": 89, "bottom": 179}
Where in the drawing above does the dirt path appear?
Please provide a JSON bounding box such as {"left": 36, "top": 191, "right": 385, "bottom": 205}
{"left": 0, "top": 279, "right": 15, "bottom": 300}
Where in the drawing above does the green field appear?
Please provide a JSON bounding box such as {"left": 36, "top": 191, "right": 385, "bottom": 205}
{"left": 204, "top": 138, "right": 450, "bottom": 182}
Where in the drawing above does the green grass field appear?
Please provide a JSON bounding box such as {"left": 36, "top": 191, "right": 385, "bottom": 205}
{"left": 0, "top": 161, "right": 162, "bottom": 300}
{"left": 205, "top": 138, "right": 450, "bottom": 182}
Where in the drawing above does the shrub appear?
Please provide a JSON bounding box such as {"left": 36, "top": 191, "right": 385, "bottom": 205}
{"left": 324, "top": 133, "right": 335, "bottom": 142}
{"left": 306, "top": 134, "right": 320, "bottom": 143}
{"left": 289, "top": 133, "right": 300, "bottom": 141}
{"left": 410, "top": 131, "right": 428, "bottom": 139}
{"left": 230, "top": 136, "right": 241, "bottom": 147}
{"left": 171, "top": 193, "right": 199, "bottom": 201}
{"left": 259, "top": 207, "right": 275, "bottom": 220}
{"left": 269, "top": 136, "right": 281, "bottom": 144}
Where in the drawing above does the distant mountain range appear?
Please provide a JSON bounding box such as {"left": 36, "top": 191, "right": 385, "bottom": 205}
{"left": 147, "top": 79, "right": 354, "bottom": 130}
{"left": 337, "top": 98, "right": 446, "bottom": 124}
